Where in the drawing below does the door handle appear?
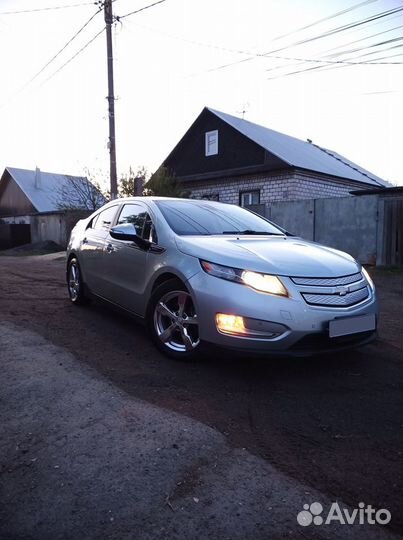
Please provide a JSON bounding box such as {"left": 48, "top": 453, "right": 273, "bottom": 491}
{"left": 106, "top": 243, "right": 114, "bottom": 253}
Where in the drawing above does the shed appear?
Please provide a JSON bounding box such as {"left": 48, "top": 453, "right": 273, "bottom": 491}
{"left": 0, "top": 167, "right": 105, "bottom": 248}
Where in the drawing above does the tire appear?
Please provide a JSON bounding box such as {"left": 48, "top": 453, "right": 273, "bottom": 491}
{"left": 67, "top": 257, "right": 88, "bottom": 305}
{"left": 147, "top": 278, "right": 202, "bottom": 360}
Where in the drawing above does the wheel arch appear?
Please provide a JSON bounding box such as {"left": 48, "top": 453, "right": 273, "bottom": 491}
{"left": 67, "top": 252, "right": 77, "bottom": 264}
{"left": 146, "top": 271, "right": 191, "bottom": 319}
{"left": 151, "top": 272, "right": 186, "bottom": 293}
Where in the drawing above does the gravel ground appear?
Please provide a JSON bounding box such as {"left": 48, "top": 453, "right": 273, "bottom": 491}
{"left": 0, "top": 254, "right": 402, "bottom": 539}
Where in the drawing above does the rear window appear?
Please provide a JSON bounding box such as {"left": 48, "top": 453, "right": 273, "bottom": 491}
{"left": 155, "top": 200, "right": 284, "bottom": 236}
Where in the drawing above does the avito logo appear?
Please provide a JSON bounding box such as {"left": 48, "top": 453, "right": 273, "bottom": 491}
{"left": 297, "top": 501, "right": 391, "bottom": 527}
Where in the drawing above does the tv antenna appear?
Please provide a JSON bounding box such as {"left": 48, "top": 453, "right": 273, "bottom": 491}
{"left": 237, "top": 102, "right": 249, "bottom": 119}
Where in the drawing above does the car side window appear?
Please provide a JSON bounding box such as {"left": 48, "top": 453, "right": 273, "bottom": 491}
{"left": 143, "top": 213, "right": 157, "bottom": 243}
{"left": 87, "top": 213, "right": 100, "bottom": 229}
{"left": 94, "top": 206, "right": 118, "bottom": 230}
{"left": 117, "top": 204, "right": 157, "bottom": 243}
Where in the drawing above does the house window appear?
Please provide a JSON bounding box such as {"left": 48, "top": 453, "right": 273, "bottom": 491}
{"left": 239, "top": 190, "right": 260, "bottom": 207}
{"left": 205, "top": 130, "right": 218, "bottom": 156}
{"left": 201, "top": 193, "right": 220, "bottom": 201}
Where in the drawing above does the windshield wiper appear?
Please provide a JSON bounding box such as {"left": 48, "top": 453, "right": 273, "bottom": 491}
{"left": 222, "top": 229, "right": 284, "bottom": 235}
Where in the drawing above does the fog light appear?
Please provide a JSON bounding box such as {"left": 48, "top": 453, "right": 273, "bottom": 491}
{"left": 216, "top": 313, "right": 246, "bottom": 335}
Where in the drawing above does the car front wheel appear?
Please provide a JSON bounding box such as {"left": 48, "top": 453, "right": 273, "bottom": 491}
{"left": 148, "top": 279, "right": 201, "bottom": 360}
{"left": 67, "top": 258, "right": 87, "bottom": 305}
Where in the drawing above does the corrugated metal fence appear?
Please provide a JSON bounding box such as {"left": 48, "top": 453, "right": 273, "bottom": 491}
{"left": 248, "top": 192, "right": 403, "bottom": 266}
{"left": 381, "top": 198, "right": 403, "bottom": 266}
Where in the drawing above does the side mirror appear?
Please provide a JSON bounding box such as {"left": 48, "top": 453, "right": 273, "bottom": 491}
{"left": 110, "top": 224, "right": 151, "bottom": 250}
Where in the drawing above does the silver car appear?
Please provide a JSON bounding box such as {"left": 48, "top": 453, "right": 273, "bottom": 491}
{"left": 66, "top": 197, "right": 378, "bottom": 359}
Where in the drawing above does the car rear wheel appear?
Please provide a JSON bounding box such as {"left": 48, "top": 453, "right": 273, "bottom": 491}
{"left": 67, "top": 258, "right": 88, "bottom": 305}
{"left": 148, "top": 279, "right": 201, "bottom": 360}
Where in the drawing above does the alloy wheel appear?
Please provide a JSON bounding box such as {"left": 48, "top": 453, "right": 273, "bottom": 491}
{"left": 68, "top": 262, "right": 80, "bottom": 302}
{"left": 153, "top": 290, "right": 200, "bottom": 352}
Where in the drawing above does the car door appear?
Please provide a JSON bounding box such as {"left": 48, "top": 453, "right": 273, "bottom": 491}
{"left": 79, "top": 205, "right": 120, "bottom": 293}
{"left": 100, "top": 203, "right": 157, "bottom": 315}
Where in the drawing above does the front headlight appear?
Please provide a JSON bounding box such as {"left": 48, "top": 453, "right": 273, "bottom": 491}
{"left": 200, "top": 260, "right": 288, "bottom": 296}
{"left": 241, "top": 270, "right": 288, "bottom": 296}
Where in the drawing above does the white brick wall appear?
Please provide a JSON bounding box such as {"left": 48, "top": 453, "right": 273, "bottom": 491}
{"left": 187, "top": 171, "right": 365, "bottom": 204}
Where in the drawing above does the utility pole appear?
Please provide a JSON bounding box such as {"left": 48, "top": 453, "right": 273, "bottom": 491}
{"left": 104, "top": 0, "right": 118, "bottom": 199}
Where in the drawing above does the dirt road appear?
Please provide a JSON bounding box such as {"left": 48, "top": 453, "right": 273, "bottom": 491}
{"left": 0, "top": 254, "right": 402, "bottom": 539}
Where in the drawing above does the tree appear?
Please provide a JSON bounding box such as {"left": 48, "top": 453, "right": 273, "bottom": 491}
{"left": 55, "top": 170, "right": 108, "bottom": 211}
{"left": 119, "top": 166, "right": 148, "bottom": 197}
{"left": 144, "top": 166, "right": 190, "bottom": 198}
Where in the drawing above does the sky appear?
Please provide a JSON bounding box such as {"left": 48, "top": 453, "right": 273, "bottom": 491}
{"left": 0, "top": 0, "right": 402, "bottom": 191}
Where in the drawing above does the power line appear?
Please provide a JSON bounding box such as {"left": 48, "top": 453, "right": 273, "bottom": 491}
{"left": 255, "top": 6, "right": 403, "bottom": 55}
{"left": 28, "top": 7, "right": 102, "bottom": 85}
{"left": 265, "top": 23, "right": 403, "bottom": 73}
{"left": 12, "top": 7, "right": 102, "bottom": 94}
{"left": 266, "top": 36, "right": 403, "bottom": 76}
{"left": 266, "top": 50, "right": 403, "bottom": 80}
{"left": 348, "top": 41, "right": 403, "bottom": 59}
{"left": 266, "top": 13, "right": 403, "bottom": 71}
{"left": 266, "top": 53, "right": 403, "bottom": 66}
{"left": 0, "top": 1, "right": 96, "bottom": 15}
{"left": 318, "top": 22, "right": 403, "bottom": 56}
{"left": 324, "top": 35, "right": 403, "bottom": 58}
{"left": 268, "top": 0, "right": 381, "bottom": 43}
{"left": 271, "top": 4, "right": 403, "bottom": 52}
{"left": 123, "top": 18, "right": 259, "bottom": 58}
{"left": 116, "top": 0, "right": 167, "bottom": 20}
{"left": 364, "top": 51, "right": 403, "bottom": 62}
{"left": 124, "top": 19, "right": 403, "bottom": 70}
{"left": 40, "top": 26, "right": 105, "bottom": 85}
{"left": 206, "top": 5, "right": 403, "bottom": 74}
{"left": 0, "top": 6, "right": 103, "bottom": 108}
{"left": 266, "top": 46, "right": 403, "bottom": 80}
{"left": 278, "top": 38, "right": 403, "bottom": 75}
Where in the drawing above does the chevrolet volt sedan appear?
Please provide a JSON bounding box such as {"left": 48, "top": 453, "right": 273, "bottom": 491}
{"left": 66, "top": 197, "right": 377, "bottom": 359}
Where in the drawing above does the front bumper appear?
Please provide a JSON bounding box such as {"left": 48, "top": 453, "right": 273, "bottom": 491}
{"left": 187, "top": 271, "right": 378, "bottom": 356}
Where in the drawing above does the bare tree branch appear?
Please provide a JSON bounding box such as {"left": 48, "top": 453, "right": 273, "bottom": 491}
{"left": 55, "top": 175, "right": 107, "bottom": 211}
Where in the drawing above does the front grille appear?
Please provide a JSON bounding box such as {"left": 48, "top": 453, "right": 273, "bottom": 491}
{"left": 302, "top": 286, "right": 369, "bottom": 307}
{"left": 291, "top": 272, "right": 362, "bottom": 287}
{"left": 290, "top": 271, "right": 371, "bottom": 308}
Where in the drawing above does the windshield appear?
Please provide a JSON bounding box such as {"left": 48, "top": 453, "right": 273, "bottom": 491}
{"left": 155, "top": 200, "right": 285, "bottom": 236}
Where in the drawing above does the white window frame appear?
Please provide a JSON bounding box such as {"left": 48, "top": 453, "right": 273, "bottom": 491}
{"left": 205, "top": 130, "right": 218, "bottom": 156}
{"left": 240, "top": 190, "right": 260, "bottom": 207}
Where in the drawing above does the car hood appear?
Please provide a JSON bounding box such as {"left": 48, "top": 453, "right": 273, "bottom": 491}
{"left": 175, "top": 235, "right": 360, "bottom": 277}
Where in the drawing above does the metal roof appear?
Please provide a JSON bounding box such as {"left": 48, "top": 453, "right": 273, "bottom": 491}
{"left": 208, "top": 108, "right": 389, "bottom": 187}
{"left": 4, "top": 167, "right": 97, "bottom": 212}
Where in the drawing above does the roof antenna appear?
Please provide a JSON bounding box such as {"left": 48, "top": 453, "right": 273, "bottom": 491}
{"left": 307, "top": 138, "right": 312, "bottom": 144}
{"left": 237, "top": 102, "right": 249, "bottom": 120}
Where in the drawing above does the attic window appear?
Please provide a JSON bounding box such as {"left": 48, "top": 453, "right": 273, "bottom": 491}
{"left": 205, "top": 130, "right": 218, "bottom": 156}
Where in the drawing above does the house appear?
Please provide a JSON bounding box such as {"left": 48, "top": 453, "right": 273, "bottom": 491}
{"left": 0, "top": 167, "right": 105, "bottom": 248}
{"left": 161, "top": 107, "right": 390, "bottom": 206}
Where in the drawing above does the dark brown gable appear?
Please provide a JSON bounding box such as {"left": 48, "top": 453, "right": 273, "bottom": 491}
{"left": 164, "top": 108, "right": 287, "bottom": 181}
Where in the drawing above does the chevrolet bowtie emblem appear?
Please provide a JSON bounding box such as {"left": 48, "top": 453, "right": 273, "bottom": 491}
{"left": 337, "top": 286, "right": 349, "bottom": 296}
